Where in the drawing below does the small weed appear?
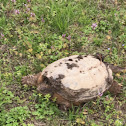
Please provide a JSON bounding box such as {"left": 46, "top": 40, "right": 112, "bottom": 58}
{"left": 97, "top": 20, "right": 111, "bottom": 34}
{"left": 48, "top": 1, "right": 80, "bottom": 34}
{"left": 0, "top": 85, "right": 31, "bottom": 125}
{"left": 32, "top": 94, "right": 61, "bottom": 120}
{"left": 0, "top": 85, "right": 14, "bottom": 107}
{"left": 68, "top": 106, "right": 83, "bottom": 121}
{"left": 0, "top": 106, "right": 31, "bottom": 126}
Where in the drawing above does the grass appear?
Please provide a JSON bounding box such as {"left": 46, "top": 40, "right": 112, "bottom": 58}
{"left": 0, "top": 0, "right": 126, "bottom": 125}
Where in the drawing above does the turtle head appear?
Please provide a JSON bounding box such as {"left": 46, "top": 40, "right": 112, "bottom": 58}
{"left": 22, "top": 72, "right": 43, "bottom": 86}
{"left": 95, "top": 53, "right": 126, "bottom": 73}
{"left": 107, "top": 64, "right": 126, "bottom": 73}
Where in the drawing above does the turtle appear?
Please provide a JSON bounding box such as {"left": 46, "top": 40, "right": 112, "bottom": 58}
{"left": 22, "top": 54, "right": 126, "bottom": 109}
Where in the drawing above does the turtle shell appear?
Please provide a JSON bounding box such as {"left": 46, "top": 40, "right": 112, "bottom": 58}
{"left": 41, "top": 55, "right": 113, "bottom": 102}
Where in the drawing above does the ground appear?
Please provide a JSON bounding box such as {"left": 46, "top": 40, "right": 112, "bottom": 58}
{"left": 0, "top": 0, "right": 126, "bottom": 126}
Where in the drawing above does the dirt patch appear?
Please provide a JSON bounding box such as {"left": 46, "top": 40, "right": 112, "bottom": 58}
{"left": 76, "top": 55, "right": 83, "bottom": 60}
{"left": 0, "top": 44, "right": 8, "bottom": 53}
{"left": 57, "top": 74, "right": 65, "bottom": 79}
{"left": 68, "top": 58, "right": 73, "bottom": 61}
{"left": 65, "top": 63, "right": 79, "bottom": 69}
{"left": 42, "top": 74, "right": 65, "bottom": 86}
{"left": 80, "top": 71, "right": 85, "bottom": 74}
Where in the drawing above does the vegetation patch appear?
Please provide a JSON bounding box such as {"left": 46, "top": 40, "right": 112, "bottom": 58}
{"left": 0, "top": 0, "right": 126, "bottom": 125}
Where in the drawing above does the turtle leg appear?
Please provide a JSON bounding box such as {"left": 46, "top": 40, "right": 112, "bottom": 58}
{"left": 37, "top": 86, "right": 71, "bottom": 110}
{"left": 52, "top": 93, "right": 71, "bottom": 111}
{"left": 107, "top": 64, "right": 126, "bottom": 73}
{"left": 22, "top": 72, "right": 43, "bottom": 86}
{"left": 37, "top": 83, "right": 53, "bottom": 94}
{"left": 108, "top": 81, "right": 122, "bottom": 95}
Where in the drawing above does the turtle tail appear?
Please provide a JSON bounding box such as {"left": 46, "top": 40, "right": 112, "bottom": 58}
{"left": 22, "top": 72, "right": 43, "bottom": 86}
{"left": 107, "top": 63, "right": 126, "bottom": 73}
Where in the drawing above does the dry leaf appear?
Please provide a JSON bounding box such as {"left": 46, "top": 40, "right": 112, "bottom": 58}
{"left": 92, "top": 102, "right": 96, "bottom": 105}
{"left": 30, "top": 30, "right": 39, "bottom": 34}
{"left": 83, "top": 111, "right": 88, "bottom": 115}
{"left": 115, "top": 0, "right": 118, "bottom": 5}
{"left": 27, "top": 48, "right": 33, "bottom": 53}
{"left": 63, "top": 43, "right": 67, "bottom": 48}
{"left": 36, "top": 54, "right": 42, "bottom": 59}
{"left": 65, "top": 52, "right": 69, "bottom": 55}
{"left": 29, "top": 17, "right": 37, "bottom": 22}
{"left": 76, "top": 118, "right": 85, "bottom": 125}
{"left": 25, "top": 41, "right": 32, "bottom": 48}
{"left": 108, "top": 30, "right": 112, "bottom": 34}
{"left": 48, "top": 49, "right": 51, "bottom": 54}
{"left": 106, "top": 35, "right": 111, "bottom": 40}
{"left": 118, "top": 83, "right": 123, "bottom": 87}
{"left": 19, "top": 53, "right": 23, "bottom": 57}
{"left": 116, "top": 73, "right": 120, "bottom": 77}
{"left": 40, "top": 64, "right": 45, "bottom": 68}
{"left": 14, "top": 51, "right": 18, "bottom": 55}
{"left": 83, "top": 109, "right": 88, "bottom": 115}
{"left": 40, "top": 52, "right": 43, "bottom": 56}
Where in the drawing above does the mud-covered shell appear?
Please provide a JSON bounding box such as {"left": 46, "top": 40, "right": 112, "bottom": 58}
{"left": 41, "top": 55, "right": 113, "bottom": 102}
